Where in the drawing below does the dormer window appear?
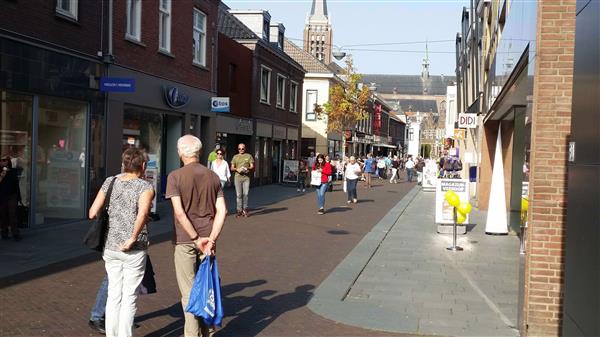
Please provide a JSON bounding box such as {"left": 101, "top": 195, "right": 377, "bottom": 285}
{"left": 278, "top": 31, "right": 284, "bottom": 49}
{"left": 263, "top": 18, "right": 270, "bottom": 40}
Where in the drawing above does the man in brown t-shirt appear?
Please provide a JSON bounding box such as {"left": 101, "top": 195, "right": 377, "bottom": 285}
{"left": 165, "top": 135, "right": 227, "bottom": 337}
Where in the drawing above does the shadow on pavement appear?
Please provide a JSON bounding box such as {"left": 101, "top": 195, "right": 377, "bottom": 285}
{"left": 216, "top": 284, "right": 315, "bottom": 337}
{"left": 325, "top": 207, "right": 352, "bottom": 214}
{"left": 327, "top": 229, "right": 350, "bottom": 235}
{"left": 249, "top": 207, "right": 288, "bottom": 216}
{"left": 141, "top": 280, "right": 269, "bottom": 337}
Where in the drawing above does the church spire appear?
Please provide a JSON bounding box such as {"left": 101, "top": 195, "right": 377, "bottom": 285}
{"left": 422, "top": 39, "right": 430, "bottom": 80}
{"left": 309, "top": 0, "right": 329, "bottom": 23}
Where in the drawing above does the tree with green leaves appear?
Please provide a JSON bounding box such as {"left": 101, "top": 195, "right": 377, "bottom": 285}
{"left": 317, "top": 58, "right": 370, "bottom": 163}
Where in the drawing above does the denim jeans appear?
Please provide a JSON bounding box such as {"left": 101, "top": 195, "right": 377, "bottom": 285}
{"left": 315, "top": 183, "right": 329, "bottom": 209}
{"left": 234, "top": 176, "right": 250, "bottom": 211}
{"left": 407, "top": 168, "right": 414, "bottom": 182}
{"left": 90, "top": 275, "right": 108, "bottom": 321}
{"left": 346, "top": 179, "right": 358, "bottom": 201}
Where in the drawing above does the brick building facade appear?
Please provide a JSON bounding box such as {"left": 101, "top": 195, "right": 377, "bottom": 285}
{"left": 456, "top": 1, "right": 582, "bottom": 336}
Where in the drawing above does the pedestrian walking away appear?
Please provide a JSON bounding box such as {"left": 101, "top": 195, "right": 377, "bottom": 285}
{"left": 311, "top": 154, "right": 332, "bottom": 214}
{"left": 88, "top": 147, "right": 155, "bottom": 337}
{"left": 390, "top": 155, "right": 400, "bottom": 184}
{"left": 166, "top": 135, "right": 227, "bottom": 337}
{"left": 209, "top": 148, "right": 231, "bottom": 189}
{"left": 230, "top": 143, "right": 254, "bottom": 217}
{"left": 345, "top": 156, "right": 361, "bottom": 204}
{"left": 416, "top": 156, "right": 425, "bottom": 185}
{"left": 363, "top": 153, "right": 375, "bottom": 188}
{"left": 405, "top": 155, "right": 415, "bottom": 182}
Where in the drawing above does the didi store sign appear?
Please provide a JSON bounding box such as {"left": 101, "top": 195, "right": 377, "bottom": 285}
{"left": 458, "top": 113, "right": 477, "bottom": 128}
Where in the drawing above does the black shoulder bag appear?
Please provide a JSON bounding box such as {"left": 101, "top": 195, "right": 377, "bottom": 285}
{"left": 83, "top": 177, "right": 117, "bottom": 252}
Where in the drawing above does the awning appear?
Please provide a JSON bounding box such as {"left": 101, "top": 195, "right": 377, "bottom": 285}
{"left": 372, "top": 143, "right": 397, "bottom": 149}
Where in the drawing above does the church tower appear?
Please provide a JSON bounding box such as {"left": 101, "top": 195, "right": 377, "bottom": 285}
{"left": 303, "top": 0, "right": 332, "bottom": 64}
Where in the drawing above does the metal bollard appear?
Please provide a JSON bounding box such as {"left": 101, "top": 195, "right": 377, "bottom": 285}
{"left": 447, "top": 207, "right": 464, "bottom": 251}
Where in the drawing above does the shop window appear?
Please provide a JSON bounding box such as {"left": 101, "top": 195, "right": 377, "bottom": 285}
{"left": 56, "top": 0, "right": 78, "bottom": 20}
{"left": 37, "top": 96, "right": 88, "bottom": 224}
{"left": 126, "top": 0, "right": 142, "bottom": 41}
{"left": 260, "top": 66, "right": 271, "bottom": 104}
{"left": 305, "top": 90, "right": 317, "bottom": 121}
{"left": 0, "top": 92, "right": 33, "bottom": 226}
{"left": 159, "top": 0, "right": 171, "bottom": 52}
{"left": 276, "top": 75, "right": 286, "bottom": 109}
{"left": 193, "top": 9, "right": 207, "bottom": 66}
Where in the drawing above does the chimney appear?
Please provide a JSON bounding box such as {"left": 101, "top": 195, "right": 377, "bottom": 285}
{"left": 269, "top": 23, "right": 285, "bottom": 49}
{"left": 229, "top": 10, "right": 271, "bottom": 41}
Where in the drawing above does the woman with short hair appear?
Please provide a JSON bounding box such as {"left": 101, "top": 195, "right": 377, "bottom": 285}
{"left": 89, "top": 147, "right": 154, "bottom": 337}
{"left": 344, "top": 156, "right": 362, "bottom": 204}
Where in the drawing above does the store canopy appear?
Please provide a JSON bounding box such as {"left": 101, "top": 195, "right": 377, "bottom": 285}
{"left": 373, "top": 143, "right": 397, "bottom": 149}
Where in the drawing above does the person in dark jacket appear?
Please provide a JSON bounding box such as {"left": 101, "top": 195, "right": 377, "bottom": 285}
{"left": 0, "top": 155, "right": 21, "bottom": 241}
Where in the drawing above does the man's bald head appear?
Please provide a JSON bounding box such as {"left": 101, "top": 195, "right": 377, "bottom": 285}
{"left": 177, "top": 135, "right": 202, "bottom": 158}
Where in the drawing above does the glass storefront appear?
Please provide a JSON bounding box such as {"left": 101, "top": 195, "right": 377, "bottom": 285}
{"left": 1, "top": 91, "right": 89, "bottom": 226}
{"left": 123, "top": 106, "right": 183, "bottom": 198}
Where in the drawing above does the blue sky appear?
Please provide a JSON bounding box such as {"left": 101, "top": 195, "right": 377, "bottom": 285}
{"left": 224, "top": 0, "right": 469, "bottom": 76}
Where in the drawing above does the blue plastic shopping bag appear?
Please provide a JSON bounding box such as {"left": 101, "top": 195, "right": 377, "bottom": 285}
{"left": 185, "top": 256, "right": 224, "bottom": 326}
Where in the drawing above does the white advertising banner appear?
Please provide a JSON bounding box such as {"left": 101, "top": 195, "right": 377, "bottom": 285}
{"left": 435, "top": 179, "right": 470, "bottom": 225}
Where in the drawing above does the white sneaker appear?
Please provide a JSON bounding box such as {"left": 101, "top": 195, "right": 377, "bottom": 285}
{"left": 297, "top": 189, "right": 301, "bottom": 192}
{"left": 302, "top": 189, "right": 306, "bottom": 192}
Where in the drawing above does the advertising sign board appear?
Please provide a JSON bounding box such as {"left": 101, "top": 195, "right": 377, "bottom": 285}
{"left": 282, "top": 160, "right": 299, "bottom": 183}
{"left": 458, "top": 113, "right": 477, "bottom": 128}
{"left": 435, "top": 179, "right": 470, "bottom": 224}
{"left": 211, "top": 97, "right": 230, "bottom": 112}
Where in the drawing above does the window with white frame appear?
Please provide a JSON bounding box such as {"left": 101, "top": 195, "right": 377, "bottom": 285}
{"left": 289, "top": 82, "right": 298, "bottom": 112}
{"left": 56, "top": 0, "right": 78, "bottom": 20}
{"left": 260, "top": 67, "right": 271, "bottom": 103}
{"left": 305, "top": 90, "right": 317, "bottom": 121}
{"left": 193, "top": 9, "right": 207, "bottom": 66}
{"left": 159, "top": 0, "right": 171, "bottom": 52}
{"left": 126, "top": 0, "right": 142, "bottom": 41}
{"left": 276, "top": 75, "right": 286, "bottom": 108}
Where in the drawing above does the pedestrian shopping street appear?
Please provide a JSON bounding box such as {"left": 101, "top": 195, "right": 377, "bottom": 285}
{"left": 1, "top": 179, "right": 520, "bottom": 337}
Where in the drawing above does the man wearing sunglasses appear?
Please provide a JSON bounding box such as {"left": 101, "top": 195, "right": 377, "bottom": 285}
{"left": 230, "top": 143, "right": 254, "bottom": 217}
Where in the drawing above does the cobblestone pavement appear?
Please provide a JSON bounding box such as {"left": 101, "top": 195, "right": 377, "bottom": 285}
{"left": 1, "top": 178, "right": 428, "bottom": 337}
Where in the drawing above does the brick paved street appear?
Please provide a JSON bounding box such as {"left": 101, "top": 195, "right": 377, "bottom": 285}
{"left": 1, "top": 179, "right": 424, "bottom": 337}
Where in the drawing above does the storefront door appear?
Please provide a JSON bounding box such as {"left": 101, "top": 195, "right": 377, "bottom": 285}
{"left": 272, "top": 141, "right": 281, "bottom": 183}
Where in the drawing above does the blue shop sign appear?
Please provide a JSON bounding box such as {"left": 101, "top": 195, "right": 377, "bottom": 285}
{"left": 100, "top": 77, "right": 135, "bottom": 92}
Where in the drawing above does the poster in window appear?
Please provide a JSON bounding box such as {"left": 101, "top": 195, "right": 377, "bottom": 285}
{"left": 282, "top": 159, "right": 298, "bottom": 183}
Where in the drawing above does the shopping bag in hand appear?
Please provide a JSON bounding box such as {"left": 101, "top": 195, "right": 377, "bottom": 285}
{"left": 185, "top": 256, "right": 224, "bottom": 326}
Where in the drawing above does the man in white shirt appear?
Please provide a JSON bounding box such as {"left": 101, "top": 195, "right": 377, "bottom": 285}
{"left": 405, "top": 155, "right": 415, "bottom": 182}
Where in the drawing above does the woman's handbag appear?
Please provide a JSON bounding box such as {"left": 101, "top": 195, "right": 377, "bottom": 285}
{"left": 310, "top": 170, "right": 322, "bottom": 186}
{"left": 83, "top": 177, "right": 117, "bottom": 252}
{"left": 186, "top": 256, "right": 224, "bottom": 326}
{"left": 140, "top": 255, "right": 157, "bottom": 295}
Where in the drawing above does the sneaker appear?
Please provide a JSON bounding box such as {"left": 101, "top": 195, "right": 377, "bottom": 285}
{"left": 235, "top": 210, "right": 242, "bottom": 218}
{"left": 347, "top": 200, "right": 351, "bottom": 204}
{"left": 302, "top": 189, "right": 306, "bottom": 192}
{"left": 88, "top": 319, "right": 106, "bottom": 334}
{"left": 353, "top": 198, "right": 358, "bottom": 204}
{"left": 318, "top": 208, "right": 325, "bottom": 215}
{"left": 243, "top": 209, "right": 249, "bottom": 217}
{"left": 297, "top": 189, "right": 301, "bottom": 192}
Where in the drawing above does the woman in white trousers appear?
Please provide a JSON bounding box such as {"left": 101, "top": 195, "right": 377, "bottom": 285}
{"left": 89, "top": 148, "right": 154, "bottom": 337}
